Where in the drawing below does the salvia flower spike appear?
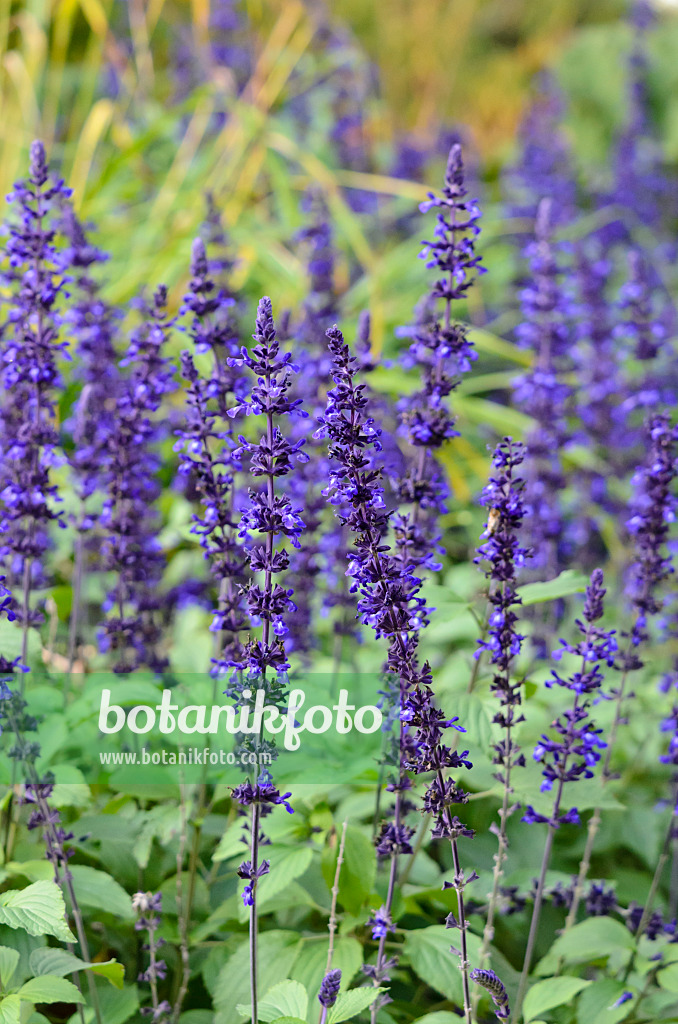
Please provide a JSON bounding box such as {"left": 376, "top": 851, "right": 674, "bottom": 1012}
{"left": 514, "top": 569, "right": 615, "bottom": 1021}
{"left": 232, "top": 296, "right": 305, "bottom": 1024}
{"left": 473, "top": 438, "right": 528, "bottom": 991}
{"left": 0, "top": 140, "right": 72, "bottom": 668}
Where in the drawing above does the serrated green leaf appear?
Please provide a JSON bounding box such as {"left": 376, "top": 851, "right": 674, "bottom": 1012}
{"left": 403, "top": 926, "right": 482, "bottom": 1005}
{"left": 327, "top": 987, "right": 385, "bottom": 1024}
{"left": 213, "top": 932, "right": 302, "bottom": 1024}
{"left": 291, "top": 936, "right": 363, "bottom": 1002}
{"left": 0, "top": 947, "right": 19, "bottom": 989}
{"left": 0, "top": 882, "right": 74, "bottom": 943}
{"left": 523, "top": 977, "right": 591, "bottom": 1021}
{"left": 29, "top": 947, "right": 124, "bottom": 988}
{"left": 237, "top": 979, "right": 308, "bottom": 1022}
{"left": 69, "top": 865, "right": 133, "bottom": 919}
{"left": 17, "top": 976, "right": 85, "bottom": 1005}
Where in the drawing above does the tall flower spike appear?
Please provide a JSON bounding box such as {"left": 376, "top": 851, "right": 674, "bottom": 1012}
{"left": 514, "top": 570, "right": 615, "bottom": 1020}
{"left": 564, "top": 416, "right": 678, "bottom": 933}
{"left": 393, "top": 142, "right": 484, "bottom": 606}
{"left": 99, "top": 286, "right": 175, "bottom": 673}
{"left": 401, "top": 670, "right": 476, "bottom": 1024}
{"left": 504, "top": 73, "right": 577, "bottom": 228}
{"left": 318, "top": 325, "right": 429, "bottom": 1015}
{"left": 514, "top": 198, "right": 572, "bottom": 585}
{"left": 611, "top": 1, "right": 672, "bottom": 234}
{"left": 235, "top": 296, "right": 307, "bottom": 678}
{"left": 232, "top": 297, "right": 305, "bottom": 1024}
{"left": 625, "top": 413, "right": 678, "bottom": 652}
{"left": 177, "top": 236, "right": 249, "bottom": 675}
{"left": 133, "top": 892, "right": 171, "bottom": 1022}
{"left": 285, "top": 193, "right": 340, "bottom": 658}
{"left": 59, "top": 207, "right": 122, "bottom": 668}
{"left": 0, "top": 140, "right": 72, "bottom": 663}
{"left": 473, "top": 439, "right": 528, "bottom": 989}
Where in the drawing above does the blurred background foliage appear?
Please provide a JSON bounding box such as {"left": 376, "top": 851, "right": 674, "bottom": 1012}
{"left": 1, "top": 0, "right": 678, "bottom": 503}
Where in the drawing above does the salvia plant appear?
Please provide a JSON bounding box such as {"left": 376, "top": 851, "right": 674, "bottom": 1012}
{"left": 2, "top": 4, "right": 678, "bottom": 1024}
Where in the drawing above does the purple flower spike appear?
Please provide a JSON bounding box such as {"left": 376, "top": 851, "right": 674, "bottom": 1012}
{"left": 236, "top": 296, "right": 307, "bottom": 681}
{"left": 98, "top": 286, "right": 175, "bottom": 673}
{"left": 514, "top": 198, "right": 572, "bottom": 582}
{"left": 0, "top": 140, "right": 73, "bottom": 640}
{"left": 524, "top": 570, "right": 614, "bottom": 828}
{"left": 394, "top": 142, "right": 484, "bottom": 604}
{"left": 625, "top": 413, "right": 678, "bottom": 653}
{"left": 470, "top": 968, "right": 510, "bottom": 1021}
{"left": 318, "top": 969, "right": 342, "bottom": 1008}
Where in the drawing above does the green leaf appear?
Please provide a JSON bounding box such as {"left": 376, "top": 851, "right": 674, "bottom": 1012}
{"left": 327, "top": 987, "right": 385, "bottom": 1024}
{"left": 577, "top": 979, "right": 636, "bottom": 1024}
{"left": 93, "top": 983, "right": 140, "bottom": 1024}
{"left": 321, "top": 826, "right": 376, "bottom": 915}
{"left": 269, "top": 1019, "right": 307, "bottom": 1024}
{"left": 69, "top": 865, "right": 133, "bottom": 919}
{"left": 523, "top": 977, "right": 591, "bottom": 1021}
{"left": 213, "top": 931, "right": 303, "bottom": 1024}
{"left": 0, "top": 995, "right": 20, "bottom": 1024}
{"left": 0, "top": 947, "right": 20, "bottom": 989}
{"left": 132, "top": 804, "right": 182, "bottom": 868}
{"left": 403, "top": 926, "right": 482, "bottom": 1005}
{"left": 29, "top": 947, "right": 125, "bottom": 988}
{"left": 540, "top": 918, "right": 634, "bottom": 968}
{"left": 213, "top": 827, "right": 248, "bottom": 863}
{"left": 658, "top": 962, "right": 678, "bottom": 993}
{"left": 291, "top": 937, "right": 363, "bottom": 1002}
{"left": 517, "top": 570, "right": 589, "bottom": 607}
{"left": 17, "top": 976, "right": 85, "bottom": 1005}
{"left": 237, "top": 848, "right": 313, "bottom": 920}
{"left": 411, "top": 1015, "right": 461, "bottom": 1024}
{"left": 0, "top": 882, "right": 74, "bottom": 943}
{"left": 237, "top": 980, "right": 308, "bottom": 1022}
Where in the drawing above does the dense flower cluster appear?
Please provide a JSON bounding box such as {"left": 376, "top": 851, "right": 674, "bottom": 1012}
{"left": 469, "top": 969, "right": 510, "bottom": 1021}
{"left": 318, "top": 968, "right": 342, "bottom": 1009}
{"left": 319, "top": 325, "right": 426, "bottom": 652}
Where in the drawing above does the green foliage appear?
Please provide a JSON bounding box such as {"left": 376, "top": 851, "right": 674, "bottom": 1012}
{"left": 523, "top": 977, "right": 591, "bottom": 1021}
{"left": 0, "top": 882, "right": 74, "bottom": 943}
